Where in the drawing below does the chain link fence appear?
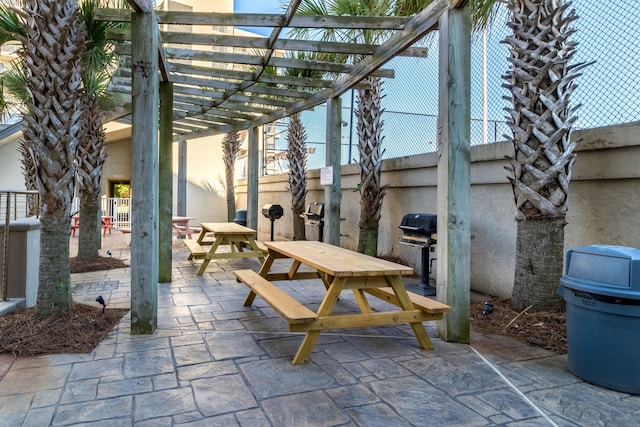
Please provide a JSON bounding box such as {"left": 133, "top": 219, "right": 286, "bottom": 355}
{"left": 296, "top": 0, "right": 639, "bottom": 169}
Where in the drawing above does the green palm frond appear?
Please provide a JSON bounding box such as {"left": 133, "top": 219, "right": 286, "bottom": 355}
{"left": 469, "top": 0, "right": 500, "bottom": 33}
{"left": 293, "top": 0, "right": 433, "bottom": 62}
{"left": 1, "top": 60, "right": 28, "bottom": 102}
{"left": 282, "top": 51, "right": 326, "bottom": 81}
{"left": 0, "top": 3, "right": 25, "bottom": 45}
{"left": 80, "top": 0, "right": 119, "bottom": 81}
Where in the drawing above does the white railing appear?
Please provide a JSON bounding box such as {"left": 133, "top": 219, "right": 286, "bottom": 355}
{"left": 72, "top": 196, "right": 132, "bottom": 228}
{"left": 102, "top": 197, "right": 131, "bottom": 228}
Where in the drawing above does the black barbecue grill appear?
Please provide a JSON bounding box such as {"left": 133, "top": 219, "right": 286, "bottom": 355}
{"left": 262, "top": 204, "right": 284, "bottom": 241}
{"left": 300, "top": 202, "right": 325, "bottom": 241}
{"left": 399, "top": 213, "right": 437, "bottom": 287}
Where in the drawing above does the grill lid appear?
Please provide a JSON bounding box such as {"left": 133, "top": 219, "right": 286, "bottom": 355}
{"left": 302, "top": 202, "right": 325, "bottom": 220}
{"left": 399, "top": 213, "right": 437, "bottom": 236}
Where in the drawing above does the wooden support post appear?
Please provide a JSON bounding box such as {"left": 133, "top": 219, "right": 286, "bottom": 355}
{"left": 177, "top": 138, "right": 186, "bottom": 216}
{"left": 247, "top": 126, "right": 260, "bottom": 230}
{"left": 436, "top": 6, "right": 471, "bottom": 343}
{"left": 158, "top": 81, "right": 173, "bottom": 283}
{"left": 325, "top": 96, "right": 342, "bottom": 246}
{"left": 130, "top": 8, "right": 159, "bottom": 334}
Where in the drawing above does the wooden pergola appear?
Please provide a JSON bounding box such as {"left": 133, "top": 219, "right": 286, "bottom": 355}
{"left": 102, "top": 0, "right": 471, "bottom": 345}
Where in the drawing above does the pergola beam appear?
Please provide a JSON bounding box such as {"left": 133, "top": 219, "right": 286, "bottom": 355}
{"left": 107, "top": 28, "right": 427, "bottom": 58}
{"left": 96, "top": 9, "right": 413, "bottom": 30}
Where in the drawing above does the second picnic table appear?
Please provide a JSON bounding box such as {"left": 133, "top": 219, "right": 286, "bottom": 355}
{"left": 184, "top": 222, "right": 267, "bottom": 276}
{"left": 234, "top": 240, "right": 451, "bottom": 365}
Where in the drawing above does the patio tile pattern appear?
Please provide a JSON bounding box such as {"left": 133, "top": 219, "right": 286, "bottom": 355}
{"left": 1, "top": 232, "right": 639, "bottom": 426}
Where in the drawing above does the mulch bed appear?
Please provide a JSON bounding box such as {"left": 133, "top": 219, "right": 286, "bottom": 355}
{"left": 0, "top": 256, "right": 129, "bottom": 356}
{"left": 70, "top": 256, "right": 128, "bottom": 273}
{"left": 0, "top": 303, "right": 128, "bottom": 356}
{"left": 470, "top": 298, "right": 567, "bottom": 354}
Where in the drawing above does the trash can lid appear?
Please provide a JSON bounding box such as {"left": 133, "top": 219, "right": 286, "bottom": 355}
{"left": 560, "top": 245, "right": 640, "bottom": 299}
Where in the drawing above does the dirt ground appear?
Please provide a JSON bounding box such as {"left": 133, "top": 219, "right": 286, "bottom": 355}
{"left": 0, "top": 303, "right": 128, "bottom": 356}
{"left": 1, "top": 256, "right": 567, "bottom": 356}
{"left": 70, "top": 255, "right": 128, "bottom": 273}
{"left": 0, "top": 257, "right": 129, "bottom": 356}
{"left": 470, "top": 298, "right": 567, "bottom": 354}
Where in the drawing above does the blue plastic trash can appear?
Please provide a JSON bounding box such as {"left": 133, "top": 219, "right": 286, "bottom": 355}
{"left": 558, "top": 245, "right": 640, "bottom": 394}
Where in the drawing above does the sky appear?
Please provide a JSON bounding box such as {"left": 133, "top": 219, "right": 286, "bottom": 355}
{"left": 227, "top": 0, "right": 640, "bottom": 170}
{"left": 234, "top": 0, "right": 287, "bottom": 36}
{"left": 234, "top": 0, "right": 286, "bottom": 13}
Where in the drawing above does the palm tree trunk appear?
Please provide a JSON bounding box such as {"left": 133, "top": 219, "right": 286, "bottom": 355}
{"left": 225, "top": 164, "right": 236, "bottom": 222}
{"left": 356, "top": 76, "right": 386, "bottom": 255}
{"left": 37, "top": 214, "right": 73, "bottom": 316}
{"left": 15, "top": 0, "right": 86, "bottom": 317}
{"left": 512, "top": 217, "right": 565, "bottom": 312}
{"left": 503, "top": 0, "right": 591, "bottom": 312}
{"left": 77, "top": 191, "right": 100, "bottom": 260}
{"left": 18, "top": 139, "right": 39, "bottom": 216}
{"left": 287, "top": 113, "right": 307, "bottom": 241}
{"left": 222, "top": 131, "right": 241, "bottom": 222}
{"left": 76, "top": 93, "right": 107, "bottom": 260}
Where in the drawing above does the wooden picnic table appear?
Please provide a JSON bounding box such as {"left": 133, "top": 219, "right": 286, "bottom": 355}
{"left": 234, "top": 240, "right": 451, "bottom": 365}
{"left": 101, "top": 216, "right": 114, "bottom": 237}
{"left": 172, "top": 216, "right": 201, "bottom": 239}
{"left": 185, "top": 222, "right": 267, "bottom": 276}
{"left": 71, "top": 215, "right": 80, "bottom": 237}
{"left": 71, "top": 215, "right": 114, "bottom": 237}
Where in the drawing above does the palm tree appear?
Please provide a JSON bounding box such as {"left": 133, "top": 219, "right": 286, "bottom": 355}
{"left": 280, "top": 54, "right": 325, "bottom": 241}
{"left": 75, "top": 0, "right": 121, "bottom": 261}
{"left": 294, "top": 0, "right": 433, "bottom": 256}
{"left": 286, "top": 111, "right": 308, "bottom": 241}
{"left": 471, "top": 0, "right": 591, "bottom": 311}
{"left": 12, "top": 0, "right": 86, "bottom": 317}
{"left": 0, "top": 0, "right": 122, "bottom": 262}
{"left": 222, "top": 130, "right": 242, "bottom": 222}
{"left": 248, "top": 54, "right": 321, "bottom": 241}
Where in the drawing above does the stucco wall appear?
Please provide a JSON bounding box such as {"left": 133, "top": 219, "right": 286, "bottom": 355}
{"left": 0, "top": 133, "right": 25, "bottom": 190}
{"left": 174, "top": 134, "right": 228, "bottom": 225}
{"left": 238, "top": 121, "right": 640, "bottom": 298}
{"left": 101, "top": 137, "right": 132, "bottom": 194}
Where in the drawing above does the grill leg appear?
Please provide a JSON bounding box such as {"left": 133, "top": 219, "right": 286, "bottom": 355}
{"left": 421, "top": 244, "right": 436, "bottom": 296}
{"left": 270, "top": 219, "right": 275, "bottom": 241}
{"left": 421, "top": 245, "right": 430, "bottom": 284}
{"left": 318, "top": 222, "right": 324, "bottom": 242}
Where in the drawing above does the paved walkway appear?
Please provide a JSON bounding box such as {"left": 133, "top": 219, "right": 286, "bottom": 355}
{"left": 1, "top": 232, "right": 639, "bottom": 426}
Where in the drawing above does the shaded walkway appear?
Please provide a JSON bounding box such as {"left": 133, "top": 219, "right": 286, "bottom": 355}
{"left": 0, "top": 233, "right": 638, "bottom": 426}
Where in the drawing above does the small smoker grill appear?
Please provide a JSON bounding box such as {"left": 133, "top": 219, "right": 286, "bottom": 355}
{"left": 300, "top": 202, "right": 325, "bottom": 241}
{"left": 262, "top": 204, "right": 284, "bottom": 241}
{"left": 399, "top": 213, "right": 437, "bottom": 287}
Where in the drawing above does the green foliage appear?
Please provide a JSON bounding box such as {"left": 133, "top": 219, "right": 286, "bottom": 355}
{"left": 0, "top": 3, "right": 25, "bottom": 45}
{"left": 79, "top": 0, "right": 122, "bottom": 102}
{"left": 0, "top": 60, "right": 28, "bottom": 117}
{"left": 468, "top": 0, "right": 500, "bottom": 33}
{"left": 293, "top": 0, "right": 434, "bottom": 50}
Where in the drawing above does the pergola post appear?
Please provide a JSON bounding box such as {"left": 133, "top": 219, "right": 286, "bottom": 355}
{"left": 130, "top": 7, "right": 159, "bottom": 334}
{"left": 158, "top": 81, "right": 173, "bottom": 283}
{"left": 325, "top": 97, "right": 342, "bottom": 246}
{"left": 247, "top": 126, "right": 260, "bottom": 230}
{"left": 436, "top": 6, "right": 471, "bottom": 343}
{"left": 177, "top": 138, "right": 186, "bottom": 216}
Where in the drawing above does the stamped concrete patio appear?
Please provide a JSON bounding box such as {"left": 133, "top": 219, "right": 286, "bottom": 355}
{"left": 1, "top": 231, "right": 639, "bottom": 426}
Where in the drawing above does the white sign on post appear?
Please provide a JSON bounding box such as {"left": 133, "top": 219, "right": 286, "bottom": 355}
{"left": 320, "top": 166, "right": 333, "bottom": 185}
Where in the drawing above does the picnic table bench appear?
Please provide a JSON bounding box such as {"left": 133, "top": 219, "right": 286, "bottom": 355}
{"left": 186, "top": 222, "right": 267, "bottom": 275}
{"left": 234, "top": 240, "right": 451, "bottom": 365}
